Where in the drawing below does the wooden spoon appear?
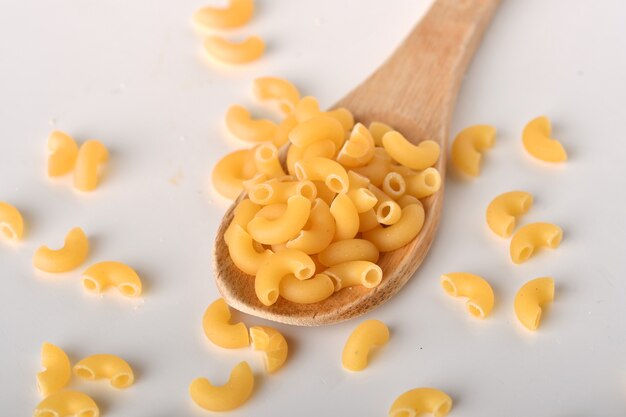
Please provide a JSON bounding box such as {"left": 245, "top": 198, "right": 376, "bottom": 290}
{"left": 214, "top": 0, "right": 500, "bottom": 325}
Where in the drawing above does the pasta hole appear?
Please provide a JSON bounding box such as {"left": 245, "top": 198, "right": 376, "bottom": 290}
{"left": 296, "top": 267, "right": 313, "bottom": 280}
{"left": 1, "top": 224, "right": 16, "bottom": 239}
{"left": 119, "top": 284, "right": 138, "bottom": 297}
{"left": 548, "top": 231, "right": 563, "bottom": 248}
{"left": 112, "top": 374, "right": 131, "bottom": 388}
{"left": 363, "top": 268, "right": 382, "bottom": 287}
{"left": 326, "top": 176, "right": 345, "bottom": 193}
{"left": 424, "top": 172, "right": 437, "bottom": 187}
{"left": 258, "top": 145, "right": 276, "bottom": 161}
{"left": 441, "top": 278, "right": 456, "bottom": 296}
{"left": 267, "top": 290, "right": 279, "bottom": 304}
{"left": 75, "top": 367, "right": 95, "bottom": 379}
{"left": 380, "top": 205, "right": 391, "bottom": 218}
{"left": 297, "top": 182, "right": 316, "bottom": 200}
{"left": 468, "top": 303, "right": 484, "bottom": 318}
{"left": 251, "top": 185, "right": 272, "bottom": 203}
{"left": 82, "top": 277, "right": 99, "bottom": 292}
{"left": 294, "top": 164, "right": 306, "bottom": 181}
{"left": 518, "top": 246, "right": 533, "bottom": 262}
{"left": 434, "top": 400, "right": 452, "bottom": 417}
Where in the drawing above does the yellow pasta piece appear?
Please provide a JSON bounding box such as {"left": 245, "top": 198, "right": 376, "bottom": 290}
{"left": 522, "top": 116, "right": 567, "bottom": 162}
{"left": 368, "top": 184, "right": 401, "bottom": 225}
{"left": 212, "top": 149, "right": 256, "bottom": 199}
{"left": 286, "top": 139, "right": 337, "bottom": 175}
{"left": 81, "top": 261, "right": 142, "bottom": 297}
{"left": 278, "top": 273, "right": 335, "bottom": 304}
{"left": 342, "top": 319, "right": 389, "bottom": 371}
{"left": 249, "top": 326, "right": 288, "bottom": 373}
{"left": 317, "top": 239, "right": 379, "bottom": 267}
{"left": 347, "top": 170, "right": 371, "bottom": 189}
{"left": 514, "top": 277, "right": 555, "bottom": 331}
{"left": 249, "top": 180, "right": 316, "bottom": 205}
{"left": 242, "top": 173, "right": 269, "bottom": 194}
{"left": 389, "top": 388, "right": 452, "bottom": 417}
{"left": 451, "top": 125, "right": 497, "bottom": 176}
{"left": 226, "top": 105, "right": 278, "bottom": 143}
{"left": 0, "top": 201, "right": 24, "bottom": 241}
{"left": 203, "top": 298, "right": 249, "bottom": 348}
{"left": 273, "top": 114, "right": 298, "bottom": 147}
{"left": 286, "top": 199, "right": 335, "bottom": 254}
{"left": 327, "top": 107, "right": 355, "bottom": 131}
{"left": 74, "top": 354, "right": 134, "bottom": 389}
{"left": 336, "top": 123, "right": 375, "bottom": 168}
{"left": 486, "top": 191, "right": 534, "bottom": 237}
{"left": 405, "top": 167, "right": 441, "bottom": 199}
{"left": 225, "top": 225, "right": 273, "bottom": 275}
{"left": 324, "top": 261, "right": 382, "bottom": 291}
{"left": 382, "top": 131, "right": 440, "bottom": 171}
{"left": 369, "top": 121, "right": 392, "bottom": 146}
{"left": 33, "top": 227, "right": 89, "bottom": 273}
{"left": 253, "top": 143, "right": 285, "bottom": 178}
{"left": 440, "top": 272, "right": 495, "bottom": 319}
{"left": 289, "top": 115, "right": 345, "bottom": 149}
{"left": 363, "top": 204, "right": 425, "bottom": 252}
{"left": 255, "top": 203, "right": 286, "bottom": 220}
{"left": 352, "top": 147, "right": 392, "bottom": 187}
{"left": 189, "top": 361, "right": 254, "bottom": 412}
{"left": 34, "top": 390, "right": 99, "bottom": 417}
{"left": 510, "top": 222, "right": 563, "bottom": 264}
{"left": 294, "top": 157, "right": 349, "bottom": 194}
{"left": 294, "top": 96, "right": 321, "bottom": 122}
{"left": 314, "top": 181, "right": 336, "bottom": 206}
{"left": 396, "top": 194, "right": 422, "bottom": 208}
{"left": 253, "top": 77, "right": 300, "bottom": 115}
{"left": 204, "top": 35, "right": 264, "bottom": 64}
{"left": 47, "top": 131, "right": 78, "bottom": 177}
{"left": 358, "top": 209, "right": 380, "bottom": 232}
{"left": 193, "top": 0, "right": 254, "bottom": 29}
{"left": 37, "top": 343, "right": 71, "bottom": 397}
{"left": 74, "top": 140, "right": 108, "bottom": 192}
{"left": 329, "top": 193, "right": 359, "bottom": 241}
{"left": 255, "top": 249, "right": 315, "bottom": 305}
{"left": 247, "top": 195, "right": 311, "bottom": 245}
{"left": 382, "top": 172, "right": 406, "bottom": 199}
{"left": 226, "top": 199, "right": 261, "bottom": 240}
{"left": 346, "top": 188, "right": 378, "bottom": 213}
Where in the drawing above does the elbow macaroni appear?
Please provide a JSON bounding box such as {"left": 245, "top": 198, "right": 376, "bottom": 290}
{"left": 74, "top": 140, "right": 108, "bottom": 192}
{"left": 254, "top": 143, "right": 285, "bottom": 178}
{"left": 81, "top": 261, "right": 142, "bottom": 297}
{"left": 510, "top": 222, "right": 563, "bottom": 264}
{"left": 189, "top": 361, "right": 254, "bottom": 412}
{"left": 226, "top": 105, "right": 277, "bottom": 143}
{"left": 37, "top": 343, "right": 71, "bottom": 397}
{"left": 253, "top": 77, "right": 300, "bottom": 114}
{"left": 286, "top": 199, "right": 335, "bottom": 254}
{"left": 74, "top": 354, "right": 134, "bottom": 389}
{"left": 47, "top": 131, "right": 78, "bottom": 177}
{"left": 405, "top": 168, "right": 441, "bottom": 199}
{"left": 33, "top": 227, "right": 89, "bottom": 273}
{"left": 279, "top": 273, "right": 335, "bottom": 304}
{"left": 255, "top": 249, "right": 315, "bottom": 305}
{"left": 451, "top": 125, "right": 496, "bottom": 176}
{"left": 440, "top": 273, "right": 494, "bottom": 319}
{"left": 294, "top": 157, "right": 349, "bottom": 194}
{"left": 389, "top": 388, "right": 452, "bottom": 417}
{"left": 382, "top": 131, "right": 440, "bottom": 171}
{"left": 203, "top": 298, "right": 249, "bottom": 348}
{"left": 342, "top": 319, "right": 389, "bottom": 371}
{"left": 522, "top": 116, "right": 567, "bottom": 162}
{"left": 0, "top": 201, "right": 24, "bottom": 241}
{"left": 193, "top": 0, "right": 254, "bottom": 29}
{"left": 363, "top": 204, "right": 425, "bottom": 252}
{"left": 336, "top": 123, "right": 375, "bottom": 168}
{"left": 247, "top": 195, "right": 311, "bottom": 245}
{"left": 212, "top": 148, "right": 256, "bottom": 199}
{"left": 486, "top": 191, "right": 533, "bottom": 237}
{"left": 324, "top": 261, "right": 382, "bottom": 291}
{"left": 382, "top": 172, "right": 406, "bottom": 199}
{"left": 318, "top": 239, "right": 379, "bottom": 267}
{"left": 34, "top": 390, "right": 99, "bottom": 417}
{"left": 204, "top": 35, "right": 265, "bottom": 64}
{"left": 329, "top": 193, "right": 359, "bottom": 241}
{"left": 369, "top": 121, "right": 392, "bottom": 147}
{"left": 249, "top": 326, "right": 288, "bottom": 373}
{"left": 514, "top": 277, "right": 555, "bottom": 331}
{"left": 226, "top": 224, "right": 273, "bottom": 275}
{"left": 289, "top": 115, "right": 345, "bottom": 149}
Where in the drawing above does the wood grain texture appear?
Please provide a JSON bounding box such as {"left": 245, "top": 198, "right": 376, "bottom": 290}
{"left": 214, "top": 0, "right": 500, "bottom": 325}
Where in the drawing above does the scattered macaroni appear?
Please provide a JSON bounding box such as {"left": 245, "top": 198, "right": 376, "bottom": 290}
{"left": 247, "top": 195, "right": 311, "bottom": 245}
{"left": 486, "top": 191, "right": 534, "bottom": 237}
{"left": 510, "top": 222, "right": 563, "bottom": 264}
{"left": 317, "top": 239, "right": 379, "bottom": 267}
{"left": 279, "top": 273, "right": 335, "bottom": 304}
{"left": 47, "top": 131, "right": 78, "bottom": 177}
{"left": 451, "top": 124, "right": 496, "bottom": 176}
{"left": 514, "top": 277, "right": 555, "bottom": 331}
{"left": 34, "top": 390, "right": 99, "bottom": 417}
{"left": 74, "top": 140, "right": 108, "bottom": 192}
{"left": 226, "top": 105, "right": 278, "bottom": 143}
{"left": 342, "top": 319, "right": 389, "bottom": 371}
{"left": 363, "top": 203, "right": 425, "bottom": 252}
{"left": 74, "top": 354, "right": 134, "bottom": 389}
{"left": 193, "top": 0, "right": 254, "bottom": 29}
{"left": 440, "top": 272, "right": 495, "bottom": 319}
{"left": 204, "top": 35, "right": 265, "bottom": 64}
{"left": 253, "top": 76, "right": 300, "bottom": 114}
{"left": 324, "top": 261, "right": 382, "bottom": 291}
{"left": 286, "top": 199, "right": 335, "bottom": 254}
{"left": 203, "top": 298, "right": 249, "bottom": 348}
{"left": 329, "top": 193, "right": 359, "bottom": 241}
{"left": 33, "top": 227, "right": 89, "bottom": 273}
{"left": 249, "top": 326, "right": 288, "bottom": 373}
{"left": 255, "top": 249, "right": 315, "bottom": 305}
{"left": 294, "top": 157, "right": 349, "bottom": 194}
{"left": 212, "top": 148, "right": 256, "bottom": 199}
{"left": 389, "top": 388, "right": 452, "bottom": 417}
{"left": 382, "top": 131, "right": 440, "bottom": 171}
{"left": 37, "top": 343, "right": 71, "bottom": 397}
{"left": 522, "top": 116, "right": 567, "bottom": 162}
{"left": 81, "top": 261, "right": 142, "bottom": 297}
{"left": 189, "top": 361, "right": 254, "bottom": 412}
{"left": 226, "top": 224, "right": 273, "bottom": 275}
{"left": 0, "top": 201, "right": 24, "bottom": 241}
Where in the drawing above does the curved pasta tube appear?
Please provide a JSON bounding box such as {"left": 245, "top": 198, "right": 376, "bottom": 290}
{"left": 253, "top": 143, "right": 285, "bottom": 178}
{"left": 193, "top": 0, "right": 253, "bottom": 29}
{"left": 34, "top": 390, "right": 99, "bottom": 417}
{"left": 37, "top": 343, "right": 71, "bottom": 397}
{"left": 336, "top": 123, "right": 375, "bottom": 167}
{"left": 358, "top": 209, "right": 380, "bottom": 232}
{"left": 451, "top": 125, "right": 497, "bottom": 176}
{"left": 363, "top": 204, "right": 425, "bottom": 252}
{"left": 255, "top": 249, "right": 315, "bottom": 305}
{"left": 389, "top": 388, "right": 452, "bottom": 417}
{"left": 249, "top": 180, "right": 316, "bottom": 205}
{"left": 274, "top": 114, "right": 298, "bottom": 147}
{"left": 289, "top": 115, "right": 344, "bottom": 149}
{"left": 440, "top": 273, "right": 495, "bottom": 319}
{"left": 225, "top": 199, "right": 261, "bottom": 243}
{"left": 376, "top": 200, "right": 402, "bottom": 225}
{"left": 514, "top": 277, "right": 555, "bottom": 331}
{"left": 286, "top": 139, "right": 337, "bottom": 175}
{"left": 382, "top": 131, "right": 440, "bottom": 171}
{"left": 226, "top": 225, "right": 273, "bottom": 275}
{"left": 369, "top": 121, "right": 392, "bottom": 146}
{"left": 81, "top": 261, "right": 142, "bottom": 297}
{"left": 329, "top": 193, "right": 359, "bottom": 241}
{"left": 253, "top": 77, "right": 300, "bottom": 115}
{"left": 405, "top": 168, "right": 441, "bottom": 199}
{"left": 294, "top": 96, "right": 321, "bottom": 122}
{"left": 279, "top": 273, "right": 335, "bottom": 304}
{"left": 226, "top": 105, "right": 278, "bottom": 143}
{"left": 342, "top": 320, "right": 389, "bottom": 371}
{"left": 352, "top": 147, "right": 392, "bottom": 187}
{"left": 242, "top": 173, "right": 268, "bottom": 193}
{"left": 204, "top": 35, "right": 265, "bottom": 64}
{"left": 324, "top": 261, "right": 382, "bottom": 291}
{"left": 247, "top": 195, "right": 311, "bottom": 245}
{"left": 286, "top": 199, "right": 335, "bottom": 254}
{"left": 212, "top": 149, "right": 256, "bottom": 199}
{"left": 318, "top": 239, "right": 379, "bottom": 267}
{"left": 255, "top": 203, "right": 286, "bottom": 220}
{"left": 73, "top": 354, "right": 134, "bottom": 389}
{"left": 314, "top": 181, "right": 336, "bottom": 206}
{"left": 33, "top": 227, "right": 89, "bottom": 273}
{"left": 0, "top": 201, "right": 24, "bottom": 241}
{"left": 189, "top": 361, "right": 254, "bottom": 412}
{"left": 510, "top": 222, "right": 562, "bottom": 264}
{"left": 48, "top": 131, "right": 78, "bottom": 176}
{"left": 382, "top": 172, "right": 406, "bottom": 199}
{"left": 74, "top": 140, "right": 108, "bottom": 192}
{"left": 522, "top": 116, "right": 567, "bottom": 162}
{"left": 327, "top": 107, "right": 355, "bottom": 131}
{"left": 486, "top": 191, "right": 534, "bottom": 237}
{"left": 203, "top": 298, "right": 249, "bottom": 348}
{"left": 249, "top": 326, "right": 288, "bottom": 373}
{"left": 294, "top": 157, "right": 349, "bottom": 194}
{"left": 346, "top": 188, "right": 377, "bottom": 213}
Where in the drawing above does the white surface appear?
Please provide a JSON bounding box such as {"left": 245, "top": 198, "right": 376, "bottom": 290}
{"left": 1, "top": 0, "right": 625, "bottom": 415}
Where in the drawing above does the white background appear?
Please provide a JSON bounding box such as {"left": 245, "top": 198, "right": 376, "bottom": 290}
{"left": 1, "top": 0, "right": 625, "bottom": 415}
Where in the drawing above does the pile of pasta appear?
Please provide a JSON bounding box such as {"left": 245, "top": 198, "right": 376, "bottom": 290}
{"left": 212, "top": 77, "right": 441, "bottom": 307}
